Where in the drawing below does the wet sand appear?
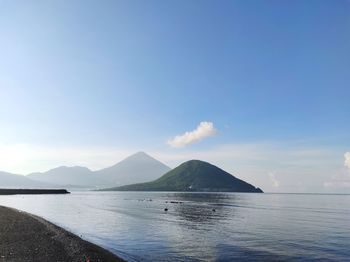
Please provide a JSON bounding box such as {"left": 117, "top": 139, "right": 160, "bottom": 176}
{"left": 0, "top": 206, "right": 124, "bottom": 262}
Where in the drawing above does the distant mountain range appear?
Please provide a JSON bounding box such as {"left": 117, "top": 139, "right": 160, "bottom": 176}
{"left": 27, "top": 166, "right": 103, "bottom": 187}
{"left": 103, "top": 160, "right": 263, "bottom": 193}
{"left": 0, "top": 152, "right": 262, "bottom": 193}
{"left": 0, "top": 171, "right": 54, "bottom": 189}
{"left": 1, "top": 152, "right": 170, "bottom": 189}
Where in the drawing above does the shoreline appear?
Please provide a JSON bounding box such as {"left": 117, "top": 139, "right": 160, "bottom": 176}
{"left": 0, "top": 206, "right": 124, "bottom": 262}
{"left": 0, "top": 189, "right": 70, "bottom": 195}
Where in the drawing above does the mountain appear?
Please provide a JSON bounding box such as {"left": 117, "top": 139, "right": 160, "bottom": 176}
{"left": 104, "top": 160, "right": 263, "bottom": 193}
{"left": 25, "top": 152, "right": 170, "bottom": 188}
{"left": 94, "top": 151, "right": 171, "bottom": 186}
{"left": 27, "top": 166, "right": 105, "bottom": 187}
{"left": 0, "top": 171, "right": 54, "bottom": 189}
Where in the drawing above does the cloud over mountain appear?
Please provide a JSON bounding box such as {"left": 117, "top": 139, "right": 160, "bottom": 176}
{"left": 167, "top": 122, "right": 217, "bottom": 148}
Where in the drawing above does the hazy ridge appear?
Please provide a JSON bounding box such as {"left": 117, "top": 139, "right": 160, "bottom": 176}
{"left": 1, "top": 152, "right": 170, "bottom": 189}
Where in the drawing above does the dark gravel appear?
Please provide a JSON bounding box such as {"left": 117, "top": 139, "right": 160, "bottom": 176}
{"left": 0, "top": 206, "right": 124, "bottom": 262}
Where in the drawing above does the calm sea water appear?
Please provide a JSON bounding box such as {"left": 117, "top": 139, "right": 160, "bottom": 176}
{"left": 0, "top": 192, "right": 349, "bottom": 261}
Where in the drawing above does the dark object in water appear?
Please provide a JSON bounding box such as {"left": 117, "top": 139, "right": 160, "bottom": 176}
{"left": 164, "top": 208, "right": 168, "bottom": 211}
{"left": 212, "top": 209, "right": 216, "bottom": 212}
{"left": 170, "top": 201, "right": 183, "bottom": 204}
{"left": 0, "top": 189, "right": 70, "bottom": 195}
{"left": 138, "top": 198, "right": 153, "bottom": 202}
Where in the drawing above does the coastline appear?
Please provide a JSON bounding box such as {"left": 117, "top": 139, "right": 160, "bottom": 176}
{"left": 0, "top": 206, "right": 124, "bottom": 262}
{"left": 0, "top": 189, "right": 70, "bottom": 195}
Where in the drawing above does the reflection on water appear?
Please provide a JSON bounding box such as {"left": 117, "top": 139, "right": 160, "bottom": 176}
{"left": 0, "top": 192, "right": 349, "bottom": 261}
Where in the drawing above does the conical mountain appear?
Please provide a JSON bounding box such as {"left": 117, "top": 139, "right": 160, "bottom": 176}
{"left": 94, "top": 151, "right": 171, "bottom": 186}
{"left": 104, "top": 160, "right": 263, "bottom": 193}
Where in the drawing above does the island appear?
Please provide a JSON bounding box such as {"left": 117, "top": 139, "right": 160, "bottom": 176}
{"left": 102, "top": 160, "right": 263, "bottom": 193}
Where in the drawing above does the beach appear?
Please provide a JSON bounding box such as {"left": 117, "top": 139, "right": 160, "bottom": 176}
{"left": 0, "top": 206, "right": 123, "bottom": 262}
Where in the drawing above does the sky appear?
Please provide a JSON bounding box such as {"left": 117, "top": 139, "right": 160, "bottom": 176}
{"left": 0, "top": 0, "right": 349, "bottom": 193}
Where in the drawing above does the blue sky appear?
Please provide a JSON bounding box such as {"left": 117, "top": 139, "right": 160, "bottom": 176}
{"left": 0, "top": 0, "right": 349, "bottom": 192}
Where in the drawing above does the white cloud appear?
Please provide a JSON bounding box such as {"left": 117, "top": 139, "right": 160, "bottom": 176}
{"left": 345, "top": 152, "right": 350, "bottom": 171}
{"left": 268, "top": 172, "right": 280, "bottom": 187}
{"left": 323, "top": 180, "right": 350, "bottom": 189}
{"left": 167, "top": 121, "right": 217, "bottom": 148}
{"left": 323, "top": 171, "right": 350, "bottom": 189}
{"left": 321, "top": 152, "right": 350, "bottom": 190}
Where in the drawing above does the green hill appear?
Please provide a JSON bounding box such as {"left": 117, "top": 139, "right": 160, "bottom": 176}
{"left": 103, "top": 160, "right": 263, "bottom": 193}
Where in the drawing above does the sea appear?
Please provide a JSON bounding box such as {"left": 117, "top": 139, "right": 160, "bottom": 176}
{"left": 0, "top": 192, "right": 349, "bottom": 261}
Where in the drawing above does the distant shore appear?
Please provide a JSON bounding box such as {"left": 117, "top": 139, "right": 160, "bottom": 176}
{"left": 0, "top": 206, "right": 124, "bottom": 262}
{"left": 0, "top": 189, "right": 70, "bottom": 195}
